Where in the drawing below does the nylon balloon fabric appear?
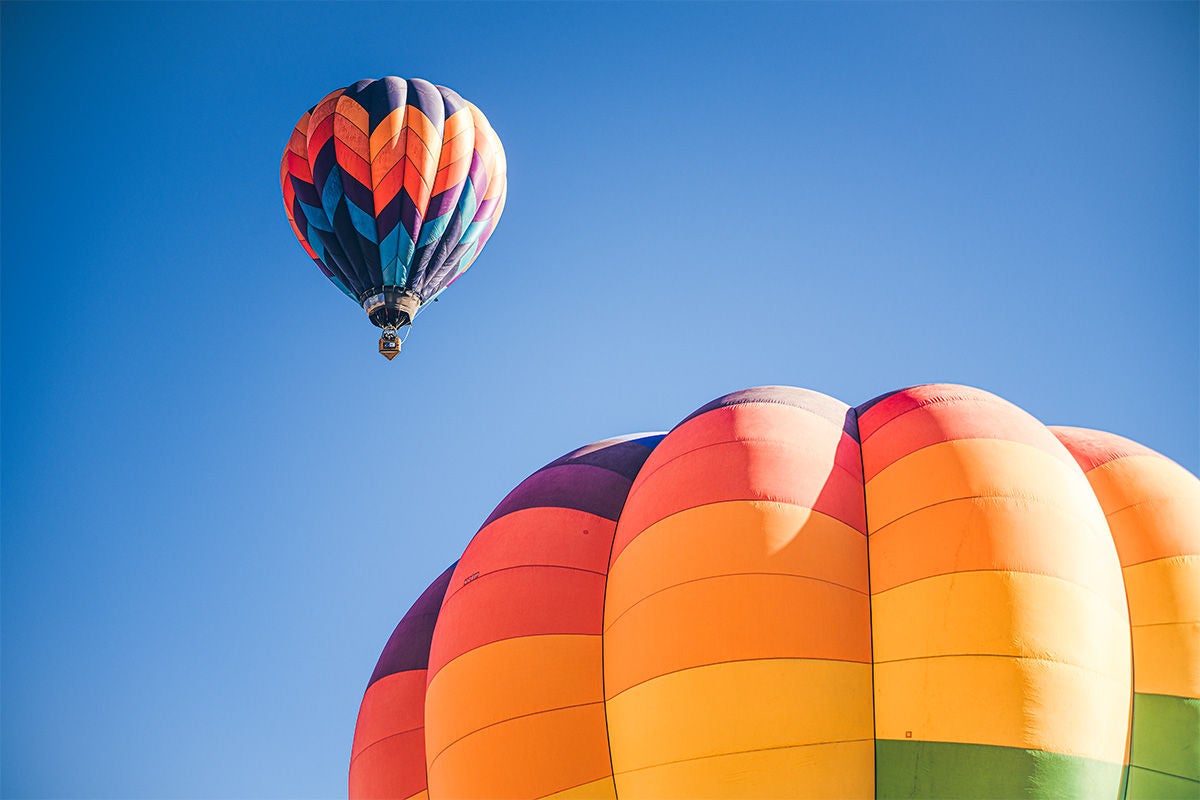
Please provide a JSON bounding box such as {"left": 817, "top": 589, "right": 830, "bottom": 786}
{"left": 281, "top": 77, "right": 507, "bottom": 325}
{"left": 351, "top": 385, "right": 1199, "bottom": 799}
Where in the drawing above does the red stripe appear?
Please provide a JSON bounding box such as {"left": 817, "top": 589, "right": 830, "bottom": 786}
{"left": 858, "top": 384, "right": 1074, "bottom": 481}
{"left": 1051, "top": 426, "right": 1164, "bottom": 473}
{"left": 442, "top": 507, "right": 616, "bottom": 609}
{"left": 428, "top": 566, "right": 605, "bottom": 679}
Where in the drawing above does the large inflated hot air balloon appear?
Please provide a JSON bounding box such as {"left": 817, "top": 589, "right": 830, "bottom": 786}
{"left": 350, "top": 385, "right": 1199, "bottom": 799}
{"left": 281, "top": 77, "right": 507, "bottom": 359}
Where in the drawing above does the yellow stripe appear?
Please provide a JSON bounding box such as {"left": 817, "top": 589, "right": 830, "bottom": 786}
{"left": 866, "top": 439, "right": 1105, "bottom": 536}
{"left": 613, "top": 740, "right": 874, "bottom": 800}
{"left": 542, "top": 777, "right": 615, "bottom": 800}
{"left": 874, "top": 654, "right": 1130, "bottom": 762}
{"left": 1132, "top": 621, "right": 1200, "bottom": 698}
{"left": 1123, "top": 556, "right": 1200, "bottom": 627}
{"left": 872, "top": 570, "right": 1130, "bottom": 679}
{"left": 605, "top": 658, "right": 873, "bottom": 774}
{"left": 604, "top": 500, "right": 867, "bottom": 625}
{"left": 425, "top": 634, "right": 601, "bottom": 762}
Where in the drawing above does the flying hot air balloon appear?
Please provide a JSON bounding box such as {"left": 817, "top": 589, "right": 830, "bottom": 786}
{"left": 349, "top": 385, "right": 1199, "bottom": 799}
{"left": 281, "top": 77, "right": 507, "bottom": 359}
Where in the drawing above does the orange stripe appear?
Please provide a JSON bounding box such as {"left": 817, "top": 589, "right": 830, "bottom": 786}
{"left": 404, "top": 163, "right": 433, "bottom": 215}
{"left": 1081, "top": 454, "right": 1200, "bottom": 565}
{"left": 424, "top": 634, "right": 602, "bottom": 762}
{"left": 868, "top": 495, "right": 1126, "bottom": 600}
{"left": 334, "top": 139, "right": 372, "bottom": 192}
{"left": 333, "top": 112, "right": 369, "bottom": 160}
{"left": 333, "top": 95, "right": 369, "bottom": 135}
{"left": 603, "top": 573, "right": 870, "bottom": 696}
{"left": 605, "top": 501, "right": 867, "bottom": 624}
{"left": 403, "top": 105, "right": 438, "bottom": 156}
{"left": 431, "top": 154, "right": 471, "bottom": 198}
{"left": 441, "top": 107, "right": 472, "bottom": 143}
{"left": 372, "top": 155, "right": 415, "bottom": 214}
{"left": 371, "top": 126, "right": 406, "bottom": 188}
{"left": 440, "top": 129, "right": 474, "bottom": 164}
{"left": 427, "top": 703, "right": 613, "bottom": 800}
{"left": 467, "top": 103, "right": 495, "bottom": 165}
{"left": 369, "top": 106, "right": 405, "bottom": 161}
{"left": 403, "top": 122, "right": 438, "bottom": 212}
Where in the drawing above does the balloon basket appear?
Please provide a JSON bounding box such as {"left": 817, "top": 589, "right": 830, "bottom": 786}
{"left": 378, "top": 328, "right": 400, "bottom": 360}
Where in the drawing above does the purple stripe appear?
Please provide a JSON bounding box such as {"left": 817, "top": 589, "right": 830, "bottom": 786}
{"left": 425, "top": 185, "right": 461, "bottom": 220}
{"left": 406, "top": 79, "right": 446, "bottom": 136}
{"left": 481, "top": 464, "right": 633, "bottom": 526}
{"left": 472, "top": 195, "right": 500, "bottom": 223}
{"left": 543, "top": 436, "right": 662, "bottom": 480}
{"left": 311, "top": 141, "right": 337, "bottom": 195}
{"left": 375, "top": 190, "right": 421, "bottom": 246}
{"left": 338, "top": 169, "right": 374, "bottom": 216}
{"left": 437, "top": 84, "right": 468, "bottom": 117}
{"left": 681, "top": 386, "right": 859, "bottom": 442}
{"left": 367, "top": 562, "right": 457, "bottom": 687}
{"left": 289, "top": 174, "right": 321, "bottom": 207}
{"left": 465, "top": 150, "right": 488, "bottom": 198}
{"left": 365, "top": 77, "right": 409, "bottom": 134}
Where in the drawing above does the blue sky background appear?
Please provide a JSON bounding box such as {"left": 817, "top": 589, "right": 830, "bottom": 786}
{"left": 2, "top": 2, "right": 1196, "bottom": 796}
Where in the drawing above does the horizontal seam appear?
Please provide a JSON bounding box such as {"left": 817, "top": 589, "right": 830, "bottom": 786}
{"left": 865, "top": 435, "right": 1078, "bottom": 482}
{"left": 626, "top": 436, "right": 863, "bottom": 505}
{"left": 426, "top": 700, "right": 602, "bottom": 771}
{"left": 1106, "top": 495, "right": 1192, "bottom": 518}
{"left": 613, "top": 499, "right": 867, "bottom": 568}
{"left": 1122, "top": 553, "right": 1198, "bottom": 569}
{"left": 860, "top": 394, "right": 981, "bottom": 444}
{"left": 1128, "top": 764, "right": 1200, "bottom": 783}
{"left": 349, "top": 724, "right": 423, "bottom": 768}
{"left": 871, "top": 567, "right": 1128, "bottom": 617}
{"left": 429, "top": 632, "right": 601, "bottom": 684}
{"left": 873, "top": 652, "right": 1128, "bottom": 682}
{"left": 606, "top": 656, "right": 871, "bottom": 701}
{"left": 614, "top": 737, "right": 875, "bottom": 776}
{"left": 869, "top": 492, "right": 1109, "bottom": 543}
{"left": 440, "top": 563, "right": 608, "bottom": 606}
{"left": 605, "top": 572, "right": 868, "bottom": 632}
{"left": 476, "top": 500, "right": 621, "bottom": 541}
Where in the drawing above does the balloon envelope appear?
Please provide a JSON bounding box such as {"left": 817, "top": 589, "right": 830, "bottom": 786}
{"left": 351, "top": 385, "right": 1199, "bottom": 799}
{"left": 281, "top": 77, "right": 507, "bottom": 329}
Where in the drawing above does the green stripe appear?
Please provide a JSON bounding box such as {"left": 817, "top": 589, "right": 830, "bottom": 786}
{"left": 1129, "top": 692, "right": 1200, "bottom": 790}
{"left": 876, "top": 739, "right": 1124, "bottom": 799}
{"left": 1127, "top": 766, "right": 1200, "bottom": 800}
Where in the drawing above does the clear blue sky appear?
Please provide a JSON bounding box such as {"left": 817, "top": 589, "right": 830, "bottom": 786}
{"left": 2, "top": 2, "right": 1196, "bottom": 796}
